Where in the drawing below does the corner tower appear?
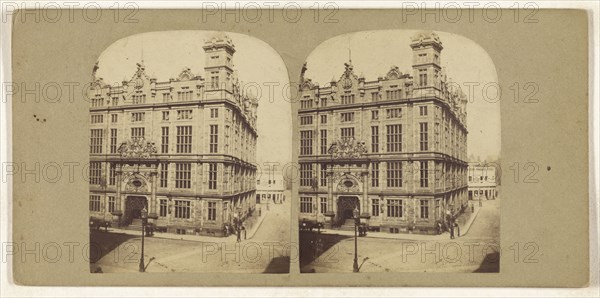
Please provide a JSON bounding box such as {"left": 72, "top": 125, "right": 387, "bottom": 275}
{"left": 203, "top": 33, "right": 236, "bottom": 91}
{"left": 410, "top": 31, "right": 443, "bottom": 89}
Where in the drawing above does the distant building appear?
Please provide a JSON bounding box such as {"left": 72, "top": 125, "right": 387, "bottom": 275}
{"left": 468, "top": 162, "right": 497, "bottom": 200}
{"left": 256, "top": 169, "right": 285, "bottom": 204}
{"left": 297, "top": 31, "right": 469, "bottom": 234}
{"left": 88, "top": 34, "right": 259, "bottom": 236}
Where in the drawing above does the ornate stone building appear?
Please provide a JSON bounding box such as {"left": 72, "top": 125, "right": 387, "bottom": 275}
{"left": 297, "top": 31, "right": 469, "bottom": 234}
{"left": 88, "top": 34, "right": 259, "bottom": 236}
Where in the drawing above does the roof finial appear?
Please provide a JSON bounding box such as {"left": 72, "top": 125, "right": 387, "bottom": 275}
{"left": 140, "top": 35, "right": 145, "bottom": 65}
{"left": 348, "top": 47, "right": 352, "bottom": 64}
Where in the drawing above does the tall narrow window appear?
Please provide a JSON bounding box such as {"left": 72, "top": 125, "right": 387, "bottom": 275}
{"left": 160, "top": 162, "right": 168, "bottom": 188}
{"left": 386, "top": 124, "right": 402, "bottom": 152}
{"left": 419, "top": 69, "right": 428, "bottom": 86}
{"left": 175, "top": 163, "right": 191, "bottom": 189}
{"left": 371, "top": 126, "right": 379, "bottom": 153}
{"left": 90, "top": 129, "right": 103, "bottom": 154}
{"left": 420, "top": 161, "right": 429, "bottom": 187}
{"left": 420, "top": 122, "right": 428, "bottom": 151}
{"left": 89, "top": 195, "right": 101, "bottom": 212}
{"left": 320, "top": 163, "right": 327, "bottom": 187}
{"left": 371, "top": 162, "right": 379, "bottom": 187}
{"left": 110, "top": 129, "right": 117, "bottom": 153}
{"left": 208, "top": 163, "right": 218, "bottom": 190}
{"left": 208, "top": 201, "right": 217, "bottom": 220}
{"left": 176, "top": 126, "right": 192, "bottom": 153}
{"left": 386, "top": 161, "right": 402, "bottom": 187}
{"left": 210, "top": 108, "right": 219, "bottom": 118}
{"left": 300, "top": 163, "right": 313, "bottom": 187}
{"left": 89, "top": 162, "right": 102, "bottom": 185}
{"left": 300, "top": 130, "right": 313, "bottom": 156}
{"left": 108, "top": 196, "right": 115, "bottom": 213}
{"left": 320, "top": 115, "right": 327, "bottom": 124}
{"left": 371, "top": 199, "right": 380, "bottom": 217}
{"left": 109, "top": 164, "right": 115, "bottom": 185}
{"left": 159, "top": 127, "right": 168, "bottom": 154}
{"left": 320, "top": 130, "right": 327, "bottom": 155}
{"left": 162, "top": 111, "right": 169, "bottom": 120}
{"left": 111, "top": 114, "right": 118, "bottom": 123}
{"left": 320, "top": 197, "right": 327, "bottom": 214}
{"left": 159, "top": 199, "right": 168, "bottom": 217}
{"left": 210, "top": 125, "right": 218, "bottom": 153}
{"left": 420, "top": 200, "right": 429, "bottom": 219}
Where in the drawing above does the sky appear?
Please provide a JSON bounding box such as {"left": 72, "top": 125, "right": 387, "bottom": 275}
{"left": 95, "top": 31, "right": 292, "bottom": 166}
{"left": 304, "top": 30, "right": 501, "bottom": 161}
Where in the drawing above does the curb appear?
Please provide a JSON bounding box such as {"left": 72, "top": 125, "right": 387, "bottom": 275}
{"left": 247, "top": 213, "right": 268, "bottom": 240}
{"left": 460, "top": 206, "right": 481, "bottom": 237}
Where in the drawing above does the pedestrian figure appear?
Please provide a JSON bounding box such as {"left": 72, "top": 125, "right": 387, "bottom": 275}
{"left": 259, "top": 206, "right": 262, "bottom": 216}
{"left": 437, "top": 221, "right": 442, "bottom": 235}
{"left": 225, "top": 224, "right": 230, "bottom": 237}
{"left": 236, "top": 227, "right": 241, "bottom": 242}
{"left": 450, "top": 223, "right": 455, "bottom": 239}
{"left": 242, "top": 225, "right": 247, "bottom": 240}
{"left": 455, "top": 222, "right": 461, "bottom": 237}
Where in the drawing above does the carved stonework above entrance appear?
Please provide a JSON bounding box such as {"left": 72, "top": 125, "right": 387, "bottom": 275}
{"left": 336, "top": 173, "right": 361, "bottom": 193}
{"left": 123, "top": 173, "right": 149, "bottom": 193}
{"left": 117, "top": 138, "right": 157, "bottom": 159}
{"left": 328, "top": 137, "right": 368, "bottom": 160}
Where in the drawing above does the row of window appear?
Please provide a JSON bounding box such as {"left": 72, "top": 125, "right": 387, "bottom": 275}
{"left": 299, "top": 161, "right": 430, "bottom": 188}
{"left": 91, "top": 108, "right": 221, "bottom": 124}
{"left": 90, "top": 125, "right": 220, "bottom": 154}
{"left": 299, "top": 88, "right": 434, "bottom": 108}
{"left": 89, "top": 162, "right": 219, "bottom": 190}
{"left": 299, "top": 197, "right": 432, "bottom": 219}
{"left": 300, "top": 107, "right": 426, "bottom": 126}
{"left": 89, "top": 195, "right": 220, "bottom": 221}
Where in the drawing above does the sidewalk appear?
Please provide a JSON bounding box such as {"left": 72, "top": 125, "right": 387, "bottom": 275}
{"left": 101, "top": 211, "right": 268, "bottom": 243}
{"left": 314, "top": 206, "right": 481, "bottom": 241}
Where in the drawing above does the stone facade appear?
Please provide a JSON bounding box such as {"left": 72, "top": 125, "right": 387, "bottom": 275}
{"left": 88, "top": 34, "right": 258, "bottom": 236}
{"left": 297, "top": 31, "right": 469, "bottom": 234}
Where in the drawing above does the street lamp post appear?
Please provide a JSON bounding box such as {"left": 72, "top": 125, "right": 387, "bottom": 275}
{"left": 352, "top": 207, "right": 359, "bottom": 273}
{"left": 139, "top": 206, "right": 148, "bottom": 272}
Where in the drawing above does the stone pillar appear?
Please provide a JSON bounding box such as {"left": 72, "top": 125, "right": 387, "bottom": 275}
{"left": 149, "top": 169, "right": 158, "bottom": 219}
{"left": 361, "top": 167, "right": 369, "bottom": 217}
{"left": 113, "top": 163, "right": 123, "bottom": 226}
{"left": 324, "top": 166, "right": 335, "bottom": 227}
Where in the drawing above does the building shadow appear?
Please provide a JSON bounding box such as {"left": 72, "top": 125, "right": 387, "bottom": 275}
{"left": 89, "top": 230, "right": 139, "bottom": 270}
{"left": 299, "top": 231, "right": 352, "bottom": 272}
{"left": 473, "top": 251, "right": 500, "bottom": 273}
{"left": 263, "top": 256, "right": 290, "bottom": 273}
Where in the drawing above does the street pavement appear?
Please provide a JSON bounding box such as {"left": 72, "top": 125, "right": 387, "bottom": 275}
{"left": 90, "top": 192, "right": 291, "bottom": 273}
{"left": 300, "top": 198, "right": 500, "bottom": 273}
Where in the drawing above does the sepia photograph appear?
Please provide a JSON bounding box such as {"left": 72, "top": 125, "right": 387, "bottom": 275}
{"left": 4, "top": 4, "right": 593, "bottom": 292}
{"left": 297, "top": 30, "right": 501, "bottom": 273}
{"left": 86, "top": 31, "right": 292, "bottom": 273}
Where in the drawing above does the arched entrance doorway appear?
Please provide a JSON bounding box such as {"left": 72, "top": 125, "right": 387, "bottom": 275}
{"left": 125, "top": 196, "right": 147, "bottom": 225}
{"left": 337, "top": 196, "right": 360, "bottom": 224}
